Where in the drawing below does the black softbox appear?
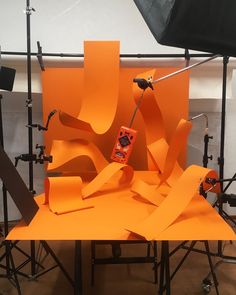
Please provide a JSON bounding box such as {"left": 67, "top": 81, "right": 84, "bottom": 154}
{"left": 134, "top": 0, "right": 236, "bottom": 57}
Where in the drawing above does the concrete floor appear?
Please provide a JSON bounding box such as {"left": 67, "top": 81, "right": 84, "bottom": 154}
{"left": 0, "top": 239, "right": 236, "bottom": 295}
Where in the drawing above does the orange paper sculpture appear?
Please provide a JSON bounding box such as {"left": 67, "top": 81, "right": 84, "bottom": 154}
{"left": 7, "top": 41, "right": 235, "bottom": 243}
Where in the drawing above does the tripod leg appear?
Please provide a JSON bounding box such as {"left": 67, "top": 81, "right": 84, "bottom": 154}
{"left": 30, "top": 240, "right": 36, "bottom": 276}
{"left": 91, "top": 241, "right": 95, "bottom": 286}
{"left": 74, "top": 240, "right": 82, "bottom": 295}
{"left": 170, "top": 241, "right": 196, "bottom": 281}
{"left": 158, "top": 242, "right": 165, "bottom": 295}
{"left": 40, "top": 240, "right": 74, "bottom": 287}
{"left": 204, "top": 241, "right": 220, "bottom": 295}
{"left": 164, "top": 241, "right": 171, "bottom": 295}
{"left": 153, "top": 241, "right": 158, "bottom": 284}
{"left": 8, "top": 241, "right": 22, "bottom": 295}
{"left": 159, "top": 241, "right": 171, "bottom": 295}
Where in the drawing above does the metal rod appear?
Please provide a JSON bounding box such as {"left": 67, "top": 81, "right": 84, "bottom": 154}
{"left": 26, "top": 0, "right": 34, "bottom": 194}
{"left": 0, "top": 51, "right": 215, "bottom": 59}
{"left": 74, "top": 241, "right": 82, "bottom": 295}
{"left": 190, "top": 113, "right": 208, "bottom": 129}
{"left": 218, "top": 56, "right": 229, "bottom": 257}
{"left": 152, "top": 54, "right": 221, "bottom": 84}
{"left": 129, "top": 90, "right": 145, "bottom": 128}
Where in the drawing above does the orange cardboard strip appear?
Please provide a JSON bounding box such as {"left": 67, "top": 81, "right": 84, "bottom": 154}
{"left": 126, "top": 165, "right": 219, "bottom": 240}
{"left": 159, "top": 119, "right": 192, "bottom": 186}
{"left": 45, "top": 176, "right": 93, "bottom": 214}
{"left": 147, "top": 119, "right": 192, "bottom": 187}
{"left": 82, "top": 162, "right": 134, "bottom": 199}
{"left": 47, "top": 139, "right": 108, "bottom": 173}
{"left": 59, "top": 111, "right": 94, "bottom": 132}
{"left": 131, "top": 179, "right": 165, "bottom": 206}
{"left": 78, "top": 41, "right": 120, "bottom": 134}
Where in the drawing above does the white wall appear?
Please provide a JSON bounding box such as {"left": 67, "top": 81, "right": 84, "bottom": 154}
{"left": 1, "top": 0, "right": 183, "bottom": 54}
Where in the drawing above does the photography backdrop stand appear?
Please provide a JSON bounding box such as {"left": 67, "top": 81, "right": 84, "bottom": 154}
{"left": 0, "top": 94, "right": 22, "bottom": 294}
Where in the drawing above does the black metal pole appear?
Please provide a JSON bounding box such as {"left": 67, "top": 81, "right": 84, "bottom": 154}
{"left": 0, "top": 94, "right": 10, "bottom": 275}
{"left": 218, "top": 56, "right": 229, "bottom": 256}
{"left": 26, "top": 0, "right": 34, "bottom": 194}
{"left": 25, "top": 0, "right": 36, "bottom": 276}
{"left": 74, "top": 241, "right": 82, "bottom": 295}
{"left": 0, "top": 51, "right": 215, "bottom": 59}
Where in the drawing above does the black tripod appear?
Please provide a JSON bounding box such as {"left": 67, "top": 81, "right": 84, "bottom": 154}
{"left": 0, "top": 93, "right": 22, "bottom": 294}
{"left": 200, "top": 56, "right": 236, "bottom": 293}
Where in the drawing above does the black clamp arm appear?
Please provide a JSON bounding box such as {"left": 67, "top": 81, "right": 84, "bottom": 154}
{"left": 37, "top": 41, "right": 45, "bottom": 71}
{"left": 15, "top": 153, "right": 37, "bottom": 167}
{"left": 15, "top": 145, "right": 53, "bottom": 166}
{"left": 27, "top": 109, "right": 57, "bottom": 131}
{"left": 133, "top": 78, "right": 153, "bottom": 90}
{"left": 35, "top": 144, "right": 53, "bottom": 164}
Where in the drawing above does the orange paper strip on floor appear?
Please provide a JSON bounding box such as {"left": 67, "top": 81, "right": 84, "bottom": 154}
{"left": 82, "top": 162, "right": 134, "bottom": 199}
{"left": 126, "top": 165, "right": 219, "bottom": 240}
{"left": 45, "top": 176, "right": 93, "bottom": 214}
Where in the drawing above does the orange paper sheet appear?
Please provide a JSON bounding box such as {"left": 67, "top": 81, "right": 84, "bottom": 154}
{"left": 47, "top": 139, "right": 108, "bottom": 173}
{"left": 59, "top": 111, "right": 94, "bottom": 132}
{"left": 45, "top": 176, "right": 93, "bottom": 214}
{"left": 126, "top": 165, "right": 219, "bottom": 240}
{"left": 131, "top": 179, "right": 166, "bottom": 206}
{"left": 147, "top": 118, "right": 192, "bottom": 187}
{"left": 42, "top": 67, "right": 189, "bottom": 171}
{"left": 82, "top": 162, "right": 134, "bottom": 199}
{"left": 159, "top": 119, "right": 192, "bottom": 186}
{"left": 76, "top": 41, "right": 120, "bottom": 134}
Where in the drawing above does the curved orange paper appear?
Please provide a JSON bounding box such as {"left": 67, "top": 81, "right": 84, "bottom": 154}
{"left": 77, "top": 41, "right": 120, "bottom": 134}
{"left": 82, "top": 162, "right": 134, "bottom": 199}
{"left": 131, "top": 179, "right": 166, "bottom": 206}
{"left": 47, "top": 139, "right": 108, "bottom": 173}
{"left": 59, "top": 111, "right": 94, "bottom": 132}
{"left": 45, "top": 176, "right": 93, "bottom": 214}
{"left": 159, "top": 119, "right": 192, "bottom": 186}
{"left": 147, "top": 119, "right": 192, "bottom": 187}
{"left": 126, "top": 165, "right": 219, "bottom": 240}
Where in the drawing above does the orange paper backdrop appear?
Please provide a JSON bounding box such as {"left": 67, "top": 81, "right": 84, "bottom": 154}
{"left": 42, "top": 68, "right": 189, "bottom": 172}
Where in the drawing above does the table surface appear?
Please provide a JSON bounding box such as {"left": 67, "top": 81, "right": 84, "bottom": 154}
{"left": 7, "top": 171, "right": 236, "bottom": 242}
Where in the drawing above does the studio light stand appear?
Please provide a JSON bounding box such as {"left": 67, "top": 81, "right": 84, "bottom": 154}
{"left": 199, "top": 56, "right": 236, "bottom": 293}
{"left": 1, "top": 0, "right": 75, "bottom": 289}
{"left": 133, "top": 55, "right": 223, "bottom": 295}
{"left": 0, "top": 68, "right": 21, "bottom": 293}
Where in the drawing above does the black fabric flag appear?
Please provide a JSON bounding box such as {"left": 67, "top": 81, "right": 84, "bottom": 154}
{"left": 134, "top": 0, "right": 236, "bottom": 57}
{"left": 0, "top": 145, "right": 39, "bottom": 225}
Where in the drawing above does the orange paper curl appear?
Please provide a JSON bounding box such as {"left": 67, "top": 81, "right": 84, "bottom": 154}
{"left": 82, "top": 162, "right": 134, "bottom": 199}
{"left": 126, "top": 165, "right": 219, "bottom": 240}
{"left": 78, "top": 41, "right": 120, "bottom": 134}
{"left": 131, "top": 179, "right": 165, "bottom": 206}
{"left": 47, "top": 139, "right": 108, "bottom": 173}
{"left": 159, "top": 119, "right": 192, "bottom": 186}
{"left": 45, "top": 176, "right": 93, "bottom": 214}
